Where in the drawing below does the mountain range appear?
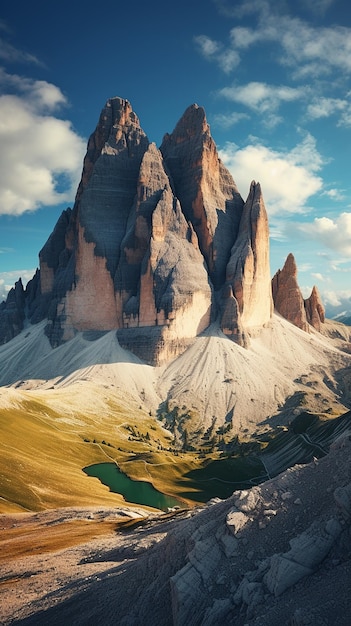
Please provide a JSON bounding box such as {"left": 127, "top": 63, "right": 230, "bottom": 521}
{"left": 1, "top": 97, "right": 325, "bottom": 361}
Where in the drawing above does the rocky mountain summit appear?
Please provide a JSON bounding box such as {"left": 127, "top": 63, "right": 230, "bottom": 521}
{"left": 0, "top": 97, "right": 323, "bottom": 363}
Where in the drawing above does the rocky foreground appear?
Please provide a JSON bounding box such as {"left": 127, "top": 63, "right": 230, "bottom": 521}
{"left": 1, "top": 432, "right": 350, "bottom": 625}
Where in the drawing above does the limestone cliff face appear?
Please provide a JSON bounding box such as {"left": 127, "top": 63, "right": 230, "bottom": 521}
{"left": 115, "top": 143, "right": 212, "bottom": 364}
{"left": 44, "top": 98, "right": 150, "bottom": 344}
{"left": 160, "top": 104, "right": 244, "bottom": 289}
{"left": 220, "top": 181, "right": 273, "bottom": 345}
{"left": 272, "top": 253, "right": 326, "bottom": 333}
{"left": 42, "top": 98, "right": 214, "bottom": 362}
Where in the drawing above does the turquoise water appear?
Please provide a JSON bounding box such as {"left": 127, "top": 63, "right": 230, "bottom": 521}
{"left": 83, "top": 462, "right": 181, "bottom": 511}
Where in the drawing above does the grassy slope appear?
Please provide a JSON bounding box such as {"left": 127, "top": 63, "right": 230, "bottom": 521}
{"left": 0, "top": 387, "right": 210, "bottom": 513}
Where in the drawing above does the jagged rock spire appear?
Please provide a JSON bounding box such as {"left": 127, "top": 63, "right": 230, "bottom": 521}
{"left": 304, "top": 285, "right": 325, "bottom": 331}
{"left": 220, "top": 181, "right": 273, "bottom": 345}
{"left": 272, "top": 254, "right": 326, "bottom": 333}
{"left": 161, "top": 104, "right": 244, "bottom": 289}
{"left": 272, "top": 253, "right": 309, "bottom": 331}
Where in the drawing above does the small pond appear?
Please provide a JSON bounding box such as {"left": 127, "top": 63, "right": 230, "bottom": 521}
{"left": 83, "top": 462, "right": 181, "bottom": 511}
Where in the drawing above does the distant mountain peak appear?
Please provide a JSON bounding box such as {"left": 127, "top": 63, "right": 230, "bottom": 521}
{"left": 272, "top": 253, "right": 325, "bottom": 332}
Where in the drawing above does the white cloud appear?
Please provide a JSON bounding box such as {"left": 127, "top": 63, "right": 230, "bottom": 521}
{"left": 219, "top": 135, "right": 323, "bottom": 215}
{"left": 229, "top": 26, "right": 261, "bottom": 49}
{"left": 197, "top": 5, "right": 351, "bottom": 131}
{"left": 322, "top": 188, "right": 345, "bottom": 202}
{"left": 218, "top": 49, "right": 240, "bottom": 73}
{"left": 323, "top": 290, "right": 345, "bottom": 308}
{"left": 218, "top": 81, "right": 304, "bottom": 114}
{"left": 201, "top": 3, "right": 351, "bottom": 82}
{"left": 213, "top": 111, "right": 250, "bottom": 128}
{"left": 194, "top": 35, "right": 240, "bottom": 72}
{"left": 279, "top": 20, "right": 351, "bottom": 77}
{"left": 306, "top": 95, "right": 351, "bottom": 128}
{"left": 213, "top": 0, "right": 270, "bottom": 19}
{"left": 194, "top": 35, "right": 221, "bottom": 58}
{"left": 300, "top": 213, "right": 351, "bottom": 256}
{"left": 311, "top": 272, "right": 325, "bottom": 281}
{"left": 306, "top": 97, "right": 347, "bottom": 120}
{"left": 322, "top": 290, "right": 351, "bottom": 317}
{"left": 0, "top": 35, "right": 41, "bottom": 66}
{"left": 0, "top": 72, "right": 86, "bottom": 216}
{"left": 302, "top": 0, "right": 334, "bottom": 13}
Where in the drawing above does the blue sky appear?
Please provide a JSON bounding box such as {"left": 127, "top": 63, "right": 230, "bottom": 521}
{"left": 1, "top": 0, "right": 351, "bottom": 316}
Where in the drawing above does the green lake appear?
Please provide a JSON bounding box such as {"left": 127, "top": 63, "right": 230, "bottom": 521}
{"left": 83, "top": 462, "right": 181, "bottom": 511}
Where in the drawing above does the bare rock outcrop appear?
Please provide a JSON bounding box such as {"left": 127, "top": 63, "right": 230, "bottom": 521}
{"left": 272, "top": 254, "right": 325, "bottom": 333}
{"left": 220, "top": 181, "right": 273, "bottom": 345}
{"left": 170, "top": 436, "right": 351, "bottom": 626}
{"left": 304, "top": 285, "right": 325, "bottom": 331}
{"left": 2, "top": 425, "right": 351, "bottom": 626}
{"left": 160, "top": 103, "right": 244, "bottom": 289}
{"left": 116, "top": 143, "right": 212, "bottom": 364}
{"left": 0, "top": 279, "right": 25, "bottom": 344}
{"left": 272, "top": 253, "right": 309, "bottom": 332}
{"left": 42, "top": 98, "right": 214, "bottom": 362}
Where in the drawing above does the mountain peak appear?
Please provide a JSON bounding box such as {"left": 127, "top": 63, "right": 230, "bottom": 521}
{"left": 0, "top": 98, "right": 325, "bottom": 361}
{"left": 272, "top": 253, "right": 325, "bottom": 333}
{"left": 162, "top": 102, "right": 207, "bottom": 142}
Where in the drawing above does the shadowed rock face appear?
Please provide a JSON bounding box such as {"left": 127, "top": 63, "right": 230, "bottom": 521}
{"left": 3, "top": 96, "right": 327, "bottom": 363}
{"left": 0, "top": 279, "right": 25, "bottom": 344}
{"left": 160, "top": 104, "right": 244, "bottom": 289}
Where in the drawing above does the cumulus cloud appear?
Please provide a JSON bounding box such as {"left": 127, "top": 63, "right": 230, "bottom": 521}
{"left": 218, "top": 134, "right": 323, "bottom": 215}
{"left": 299, "top": 213, "right": 351, "bottom": 256}
{"left": 0, "top": 70, "right": 86, "bottom": 216}
{"left": 321, "top": 289, "right": 351, "bottom": 318}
